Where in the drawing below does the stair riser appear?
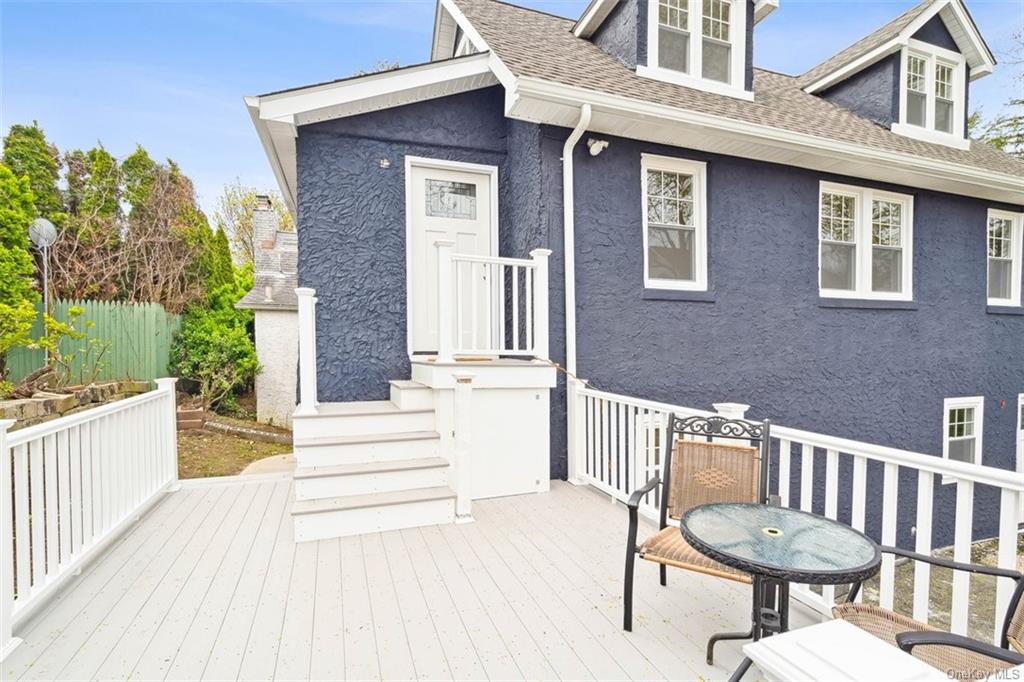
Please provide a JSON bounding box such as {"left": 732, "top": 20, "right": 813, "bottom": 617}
{"left": 294, "top": 437, "right": 440, "bottom": 467}
{"left": 293, "top": 497, "right": 455, "bottom": 542}
{"left": 293, "top": 410, "right": 435, "bottom": 439}
{"left": 389, "top": 385, "right": 434, "bottom": 411}
{"left": 294, "top": 465, "right": 449, "bottom": 501}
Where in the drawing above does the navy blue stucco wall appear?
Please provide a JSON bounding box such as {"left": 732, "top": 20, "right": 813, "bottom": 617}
{"left": 821, "top": 54, "right": 900, "bottom": 127}
{"left": 566, "top": 131, "right": 1023, "bottom": 546}
{"left": 913, "top": 15, "right": 960, "bottom": 52}
{"left": 297, "top": 87, "right": 510, "bottom": 402}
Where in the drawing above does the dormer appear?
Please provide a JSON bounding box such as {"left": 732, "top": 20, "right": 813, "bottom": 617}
{"left": 800, "top": 0, "right": 995, "bottom": 152}
{"left": 574, "top": 0, "right": 778, "bottom": 101}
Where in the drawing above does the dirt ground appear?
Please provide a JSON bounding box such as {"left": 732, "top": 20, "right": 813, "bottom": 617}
{"left": 177, "top": 428, "right": 291, "bottom": 479}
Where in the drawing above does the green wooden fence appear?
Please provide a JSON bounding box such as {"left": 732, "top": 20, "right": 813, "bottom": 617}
{"left": 5, "top": 299, "right": 182, "bottom": 385}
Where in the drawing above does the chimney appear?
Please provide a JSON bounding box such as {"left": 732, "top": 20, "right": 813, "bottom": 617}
{"left": 255, "top": 194, "right": 272, "bottom": 210}
{"left": 252, "top": 196, "right": 281, "bottom": 275}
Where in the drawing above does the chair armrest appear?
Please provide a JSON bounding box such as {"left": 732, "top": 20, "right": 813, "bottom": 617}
{"left": 895, "top": 631, "right": 1024, "bottom": 666}
{"left": 880, "top": 546, "right": 1023, "bottom": 581}
{"left": 627, "top": 476, "right": 660, "bottom": 510}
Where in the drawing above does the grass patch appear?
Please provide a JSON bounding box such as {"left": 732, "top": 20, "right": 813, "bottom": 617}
{"left": 178, "top": 428, "right": 291, "bottom": 479}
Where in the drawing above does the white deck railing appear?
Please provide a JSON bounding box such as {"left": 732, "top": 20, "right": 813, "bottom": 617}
{"left": 1, "top": 379, "right": 178, "bottom": 657}
{"left": 570, "top": 384, "right": 1023, "bottom": 645}
{"left": 435, "top": 241, "right": 551, "bottom": 362}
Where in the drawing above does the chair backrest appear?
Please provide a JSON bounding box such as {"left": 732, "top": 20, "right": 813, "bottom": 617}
{"left": 659, "top": 413, "right": 771, "bottom": 530}
{"left": 1006, "top": 580, "right": 1024, "bottom": 653}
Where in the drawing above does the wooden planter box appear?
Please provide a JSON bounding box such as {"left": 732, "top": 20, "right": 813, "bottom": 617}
{"left": 176, "top": 407, "right": 207, "bottom": 430}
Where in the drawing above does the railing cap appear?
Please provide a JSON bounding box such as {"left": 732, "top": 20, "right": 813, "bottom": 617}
{"left": 529, "top": 248, "right": 553, "bottom": 259}
{"left": 295, "top": 287, "right": 316, "bottom": 297}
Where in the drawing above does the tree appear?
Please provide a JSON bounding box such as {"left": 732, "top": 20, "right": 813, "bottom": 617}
{"left": 213, "top": 181, "right": 293, "bottom": 266}
{"left": 0, "top": 163, "right": 41, "bottom": 392}
{"left": 972, "top": 30, "right": 1023, "bottom": 157}
{"left": 2, "top": 122, "right": 64, "bottom": 224}
{"left": 353, "top": 58, "right": 401, "bottom": 76}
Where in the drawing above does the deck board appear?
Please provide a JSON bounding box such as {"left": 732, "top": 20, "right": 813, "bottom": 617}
{"left": 3, "top": 478, "right": 819, "bottom": 681}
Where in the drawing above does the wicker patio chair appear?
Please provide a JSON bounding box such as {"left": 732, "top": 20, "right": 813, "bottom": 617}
{"left": 623, "top": 413, "right": 770, "bottom": 665}
{"left": 833, "top": 545, "right": 1024, "bottom": 674}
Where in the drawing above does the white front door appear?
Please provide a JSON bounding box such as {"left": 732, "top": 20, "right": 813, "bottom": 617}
{"left": 408, "top": 160, "right": 494, "bottom": 354}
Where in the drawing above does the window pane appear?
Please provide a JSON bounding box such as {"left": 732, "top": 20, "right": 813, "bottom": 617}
{"left": 989, "top": 259, "right": 1013, "bottom": 300}
{"left": 702, "top": 0, "right": 730, "bottom": 40}
{"left": 659, "top": 0, "right": 688, "bottom": 29}
{"left": 821, "top": 242, "right": 856, "bottom": 290}
{"left": 425, "top": 179, "right": 476, "bottom": 219}
{"left": 935, "top": 99, "right": 953, "bottom": 134}
{"left": 988, "top": 218, "right": 1012, "bottom": 258}
{"left": 659, "top": 27, "right": 689, "bottom": 73}
{"left": 935, "top": 63, "right": 953, "bottom": 99}
{"left": 948, "top": 438, "right": 975, "bottom": 464}
{"left": 702, "top": 39, "right": 730, "bottom": 83}
{"left": 907, "top": 91, "right": 926, "bottom": 127}
{"left": 872, "top": 247, "right": 902, "bottom": 293}
{"left": 820, "top": 192, "right": 856, "bottom": 242}
{"left": 648, "top": 226, "right": 695, "bottom": 281}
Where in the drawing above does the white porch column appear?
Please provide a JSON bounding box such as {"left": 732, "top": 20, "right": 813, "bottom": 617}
{"left": 0, "top": 419, "right": 23, "bottom": 661}
{"left": 154, "top": 378, "right": 179, "bottom": 488}
{"left": 453, "top": 373, "right": 475, "bottom": 523}
{"left": 529, "top": 248, "right": 552, "bottom": 360}
{"left": 295, "top": 287, "right": 319, "bottom": 416}
{"left": 713, "top": 402, "right": 750, "bottom": 420}
{"left": 435, "top": 240, "right": 455, "bottom": 364}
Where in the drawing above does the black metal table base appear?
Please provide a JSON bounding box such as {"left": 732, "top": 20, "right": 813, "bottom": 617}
{"left": 706, "top": 576, "right": 788, "bottom": 682}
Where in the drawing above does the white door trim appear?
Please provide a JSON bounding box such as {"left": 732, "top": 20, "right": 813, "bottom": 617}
{"left": 404, "top": 155, "right": 500, "bottom": 357}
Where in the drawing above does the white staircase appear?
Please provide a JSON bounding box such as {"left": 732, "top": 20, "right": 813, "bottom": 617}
{"left": 291, "top": 380, "right": 455, "bottom": 541}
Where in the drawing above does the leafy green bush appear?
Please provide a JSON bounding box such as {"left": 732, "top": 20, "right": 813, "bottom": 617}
{"left": 0, "top": 162, "right": 41, "bottom": 394}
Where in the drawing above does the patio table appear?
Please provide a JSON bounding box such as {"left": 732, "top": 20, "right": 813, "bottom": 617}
{"left": 680, "top": 502, "right": 882, "bottom": 682}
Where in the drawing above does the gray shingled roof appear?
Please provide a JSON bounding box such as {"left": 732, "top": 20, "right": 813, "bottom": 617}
{"left": 454, "top": 0, "right": 1024, "bottom": 177}
{"left": 237, "top": 274, "right": 299, "bottom": 310}
{"left": 796, "top": 0, "right": 934, "bottom": 89}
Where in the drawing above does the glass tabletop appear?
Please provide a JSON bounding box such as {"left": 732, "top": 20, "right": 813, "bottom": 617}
{"left": 680, "top": 503, "right": 881, "bottom": 584}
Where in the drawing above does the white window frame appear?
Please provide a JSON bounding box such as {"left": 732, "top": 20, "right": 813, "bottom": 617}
{"left": 639, "top": 0, "right": 751, "bottom": 101}
{"left": 941, "top": 396, "right": 984, "bottom": 480}
{"left": 892, "top": 40, "right": 969, "bottom": 150}
{"left": 986, "top": 209, "right": 1023, "bottom": 307}
{"left": 1016, "top": 393, "right": 1023, "bottom": 521}
{"left": 641, "top": 153, "right": 708, "bottom": 292}
{"left": 818, "top": 181, "right": 914, "bottom": 301}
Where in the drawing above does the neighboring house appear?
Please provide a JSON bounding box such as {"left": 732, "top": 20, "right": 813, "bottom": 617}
{"left": 237, "top": 196, "right": 299, "bottom": 427}
{"left": 246, "top": 0, "right": 1023, "bottom": 541}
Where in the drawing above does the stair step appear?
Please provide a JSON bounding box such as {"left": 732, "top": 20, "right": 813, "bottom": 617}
{"left": 294, "top": 456, "right": 449, "bottom": 480}
{"left": 292, "top": 404, "right": 436, "bottom": 439}
{"left": 292, "top": 486, "right": 456, "bottom": 516}
{"left": 294, "top": 400, "right": 429, "bottom": 418}
{"left": 389, "top": 380, "right": 434, "bottom": 410}
{"left": 295, "top": 430, "right": 440, "bottom": 449}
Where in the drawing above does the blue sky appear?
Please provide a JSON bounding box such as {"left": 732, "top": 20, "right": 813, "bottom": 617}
{"left": 2, "top": 0, "right": 1021, "bottom": 218}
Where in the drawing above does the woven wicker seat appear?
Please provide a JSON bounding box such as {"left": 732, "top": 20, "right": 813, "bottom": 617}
{"left": 639, "top": 526, "right": 751, "bottom": 583}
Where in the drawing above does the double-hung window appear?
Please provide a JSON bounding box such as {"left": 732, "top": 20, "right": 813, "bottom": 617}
{"left": 894, "top": 41, "right": 967, "bottom": 148}
{"left": 818, "top": 182, "right": 913, "bottom": 300}
{"left": 943, "top": 397, "right": 984, "bottom": 473}
{"left": 641, "top": 154, "right": 708, "bottom": 291}
{"left": 987, "top": 209, "right": 1023, "bottom": 306}
{"left": 645, "top": 0, "right": 748, "bottom": 99}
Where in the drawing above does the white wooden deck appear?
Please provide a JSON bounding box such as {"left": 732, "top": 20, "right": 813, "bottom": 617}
{"left": 1, "top": 477, "right": 817, "bottom": 682}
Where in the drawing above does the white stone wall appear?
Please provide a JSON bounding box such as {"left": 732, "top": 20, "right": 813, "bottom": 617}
{"left": 255, "top": 309, "right": 298, "bottom": 427}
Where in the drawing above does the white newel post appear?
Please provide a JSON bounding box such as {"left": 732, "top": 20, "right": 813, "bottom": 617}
{"left": 452, "top": 373, "right": 475, "bottom": 523}
{"left": 714, "top": 402, "right": 750, "bottom": 420}
{"left": 0, "top": 419, "right": 23, "bottom": 660}
{"left": 435, "top": 240, "right": 455, "bottom": 363}
{"left": 154, "top": 378, "right": 179, "bottom": 488}
{"left": 567, "top": 377, "right": 588, "bottom": 485}
{"left": 529, "top": 248, "right": 552, "bottom": 359}
{"left": 295, "top": 287, "right": 319, "bottom": 416}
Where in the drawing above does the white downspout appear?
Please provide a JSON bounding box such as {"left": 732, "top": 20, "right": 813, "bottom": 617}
{"left": 563, "top": 103, "right": 591, "bottom": 376}
{"left": 562, "top": 103, "right": 591, "bottom": 486}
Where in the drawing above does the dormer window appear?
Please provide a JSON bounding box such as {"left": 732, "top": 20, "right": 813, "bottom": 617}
{"left": 641, "top": 0, "right": 750, "bottom": 100}
{"left": 892, "top": 40, "right": 968, "bottom": 149}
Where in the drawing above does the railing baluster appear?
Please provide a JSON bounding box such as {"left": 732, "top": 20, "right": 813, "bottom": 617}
{"left": 57, "top": 428, "right": 71, "bottom": 566}
{"left": 821, "top": 449, "right": 839, "bottom": 606}
{"left": 994, "top": 487, "right": 1019, "bottom": 643}
{"left": 81, "top": 422, "right": 94, "bottom": 547}
{"left": 511, "top": 265, "right": 519, "bottom": 351}
{"left": 13, "top": 444, "right": 30, "bottom": 599}
{"left": 525, "top": 266, "right": 533, "bottom": 352}
{"left": 799, "top": 443, "right": 813, "bottom": 512}
{"left": 950, "top": 480, "right": 973, "bottom": 635}
{"left": 778, "top": 439, "right": 791, "bottom": 507}
{"left": 44, "top": 433, "right": 58, "bottom": 574}
{"left": 912, "top": 469, "right": 934, "bottom": 623}
{"left": 29, "top": 440, "right": 45, "bottom": 590}
{"left": 879, "top": 462, "right": 899, "bottom": 611}
{"left": 497, "top": 263, "right": 505, "bottom": 352}
{"left": 470, "top": 260, "right": 478, "bottom": 353}
{"left": 617, "top": 401, "right": 626, "bottom": 493}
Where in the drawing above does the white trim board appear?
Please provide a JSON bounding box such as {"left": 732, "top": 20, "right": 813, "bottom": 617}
{"left": 403, "top": 155, "right": 500, "bottom": 358}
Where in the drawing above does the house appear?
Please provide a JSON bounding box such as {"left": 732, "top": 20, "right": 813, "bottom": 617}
{"left": 236, "top": 195, "right": 299, "bottom": 427}
{"left": 245, "top": 0, "right": 1023, "bottom": 542}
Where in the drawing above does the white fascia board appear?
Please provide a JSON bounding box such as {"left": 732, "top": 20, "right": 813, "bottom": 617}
{"left": 510, "top": 76, "right": 1024, "bottom": 205}
{"left": 438, "top": 0, "right": 518, "bottom": 93}
{"left": 257, "top": 52, "right": 494, "bottom": 122}
{"left": 803, "top": 39, "right": 903, "bottom": 94}
{"left": 753, "top": 0, "right": 779, "bottom": 24}
{"left": 245, "top": 97, "right": 297, "bottom": 217}
{"left": 572, "top": 0, "right": 618, "bottom": 38}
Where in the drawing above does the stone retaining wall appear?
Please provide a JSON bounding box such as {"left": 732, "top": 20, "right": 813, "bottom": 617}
{"left": 1, "top": 380, "right": 151, "bottom": 430}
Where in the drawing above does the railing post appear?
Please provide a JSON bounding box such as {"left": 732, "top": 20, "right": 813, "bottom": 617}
{"left": 0, "top": 419, "right": 23, "bottom": 660}
{"left": 154, "top": 378, "right": 179, "bottom": 490}
{"left": 435, "top": 240, "right": 455, "bottom": 363}
{"left": 295, "top": 287, "right": 319, "bottom": 416}
{"left": 452, "top": 373, "right": 475, "bottom": 523}
{"left": 529, "top": 248, "right": 552, "bottom": 360}
{"left": 713, "top": 402, "right": 750, "bottom": 420}
{"left": 567, "top": 378, "right": 588, "bottom": 485}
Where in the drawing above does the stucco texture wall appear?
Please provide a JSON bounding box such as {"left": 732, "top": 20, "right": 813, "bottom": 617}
{"left": 821, "top": 54, "right": 900, "bottom": 127}
{"left": 254, "top": 309, "right": 298, "bottom": 427}
{"left": 566, "top": 131, "right": 1023, "bottom": 544}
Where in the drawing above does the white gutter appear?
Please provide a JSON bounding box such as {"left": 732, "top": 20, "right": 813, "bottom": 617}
{"left": 563, "top": 103, "right": 592, "bottom": 376}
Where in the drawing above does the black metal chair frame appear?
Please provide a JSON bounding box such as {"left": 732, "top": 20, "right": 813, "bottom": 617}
{"left": 623, "top": 412, "right": 772, "bottom": 666}
{"left": 845, "top": 545, "right": 1024, "bottom": 666}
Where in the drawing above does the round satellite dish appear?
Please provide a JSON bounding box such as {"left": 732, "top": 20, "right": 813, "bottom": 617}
{"left": 29, "top": 218, "right": 57, "bottom": 248}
